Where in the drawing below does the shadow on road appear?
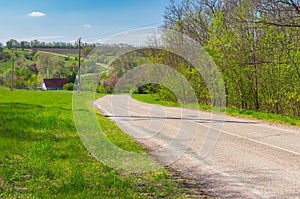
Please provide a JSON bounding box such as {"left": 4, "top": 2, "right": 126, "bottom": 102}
{"left": 104, "top": 115, "right": 259, "bottom": 124}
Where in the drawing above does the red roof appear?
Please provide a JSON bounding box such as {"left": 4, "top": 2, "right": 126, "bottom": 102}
{"left": 43, "top": 78, "right": 68, "bottom": 88}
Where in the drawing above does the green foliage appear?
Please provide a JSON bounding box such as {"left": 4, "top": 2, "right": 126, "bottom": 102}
{"left": 158, "top": 86, "right": 178, "bottom": 103}
{"left": 133, "top": 94, "right": 300, "bottom": 127}
{"left": 159, "top": 0, "right": 300, "bottom": 117}
{"left": 63, "top": 83, "right": 75, "bottom": 91}
{"left": 134, "top": 83, "right": 160, "bottom": 95}
{"left": 0, "top": 48, "right": 78, "bottom": 90}
{"left": 132, "top": 94, "right": 181, "bottom": 107}
{"left": 6, "top": 39, "right": 19, "bottom": 49}
{"left": 206, "top": 9, "right": 300, "bottom": 115}
{"left": 96, "top": 85, "right": 108, "bottom": 94}
{"left": 82, "top": 46, "right": 94, "bottom": 57}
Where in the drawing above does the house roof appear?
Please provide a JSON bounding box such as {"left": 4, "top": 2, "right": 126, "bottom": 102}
{"left": 43, "top": 78, "right": 68, "bottom": 88}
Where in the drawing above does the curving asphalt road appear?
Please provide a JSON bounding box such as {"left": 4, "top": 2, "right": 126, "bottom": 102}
{"left": 93, "top": 95, "right": 300, "bottom": 199}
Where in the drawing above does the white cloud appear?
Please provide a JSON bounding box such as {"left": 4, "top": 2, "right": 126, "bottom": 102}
{"left": 27, "top": 12, "right": 46, "bottom": 17}
{"left": 84, "top": 24, "right": 92, "bottom": 28}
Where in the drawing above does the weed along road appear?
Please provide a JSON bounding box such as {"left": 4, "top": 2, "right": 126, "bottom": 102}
{"left": 93, "top": 95, "right": 300, "bottom": 199}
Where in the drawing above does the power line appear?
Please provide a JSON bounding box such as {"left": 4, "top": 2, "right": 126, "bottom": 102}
{"left": 81, "top": 22, "right": 163, "bottom": 42}
{"left": 77, "top": 37, "right": 82, "bottom": 94}
{"left": 10, "top": 50, "right": 14, "bottom": 91}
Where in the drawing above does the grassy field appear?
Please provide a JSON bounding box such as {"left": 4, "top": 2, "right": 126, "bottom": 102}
{"left": 132, "top": 94, "right": 300, "bottom": 127}
{"left": 33, "top": 48, "right": 79, "bottom": 56}
{"left": 0, "top": 49, "right": 33, "bottom": 73}
{"left": 0, "top": 88, "right": 192, "bottom": 198}
{"left": 0, "top": 48, "right": 77, "bottom": 73}
{"left": 0, "top": 61, "right": 11, "bottom": 74}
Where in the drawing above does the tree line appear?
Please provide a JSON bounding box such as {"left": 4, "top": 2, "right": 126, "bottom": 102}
{"left": 3, "top": 39, "right": 91, "bottom": 50}
{"left": 160, "top": 0, "right": 300, "bottom": 116}
{"left": 104, "top": 0, "right": 300, "bottom": 117}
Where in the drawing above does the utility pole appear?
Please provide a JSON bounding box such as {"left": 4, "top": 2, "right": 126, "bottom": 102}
{"left": 77, "top": 37, "right": 82, "bottom": 94}
{"left": 10, "top": 49, "right": 14, "bottom": 91}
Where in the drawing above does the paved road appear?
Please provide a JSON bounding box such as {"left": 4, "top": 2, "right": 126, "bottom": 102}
{"left": 93, "top": 95, "right": 300, "bottom": 198}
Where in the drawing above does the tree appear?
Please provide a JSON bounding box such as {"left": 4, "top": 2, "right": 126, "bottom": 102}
{"left": 161, "top": 0, "right": 300, "bottom": 116}
{"left": 82, "top": 46, "right": 94, "bottom": 58}
{"left": 36, "top": 54, "right": 53, "bottom": 78}
{"left": 0, "top": 42, "right": 3, "bottom": 52}
{"left": 6, "top": 39, "right": 19, "bottom": 49}
{"left": 31, "top": 40, "right": 40, "bottom": 48}
{"left": 256, "top": 0, "right": 300, "bottom": 28}
{"left": 20, "top": 41, "right": 30, "bottom": 51}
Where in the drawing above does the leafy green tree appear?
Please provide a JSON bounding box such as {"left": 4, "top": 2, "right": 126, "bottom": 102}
{"left": 82, "top": 46, "right": 94, "bottom": 57}
{"left": 6, "top": 39, "right": 19, "bottom": 49}
{"left": 36, "top": 54, "right": 53, "bottom": 78}
{"left": 0, "top": 42, "right": 3, "bottom": 52}
{"left": 20, "top": 41, "right": 30, "bottom": 51}
{"left": 160, "top": 0, "right": 300, "bottom": 116}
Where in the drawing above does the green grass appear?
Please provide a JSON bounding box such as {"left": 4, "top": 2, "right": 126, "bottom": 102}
{"left": 225, "top": 108, "right": 300, "bottom": 126}
{"left": 0, "top": 48, "right": 77, "bottom": 74}
{"left": 66, "top": 53, "right": 78, "bottom": 58}
{"left": 0, "top": 88, "right": 190, "bottom": 198}
{"left": 131, "top": 94, "right": 181, "bottom": 107}
{"left": 0, "top": 61, "right": 12, "bottom": 73}
{"left": 97, "top": 114, "right": 145, "bottom": 154}
{"left": 132, "top": 94, "right": 300, "bottom": 127}
{"left": 0, "top": 49, "right": 34, "bottom": 73}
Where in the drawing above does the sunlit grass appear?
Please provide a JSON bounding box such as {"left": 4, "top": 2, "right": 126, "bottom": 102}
{"left": 0, "top": 88, "right": 188, "bottom": 198}
{"left": 132, "top": 94, "right": 300, "bottom": 127}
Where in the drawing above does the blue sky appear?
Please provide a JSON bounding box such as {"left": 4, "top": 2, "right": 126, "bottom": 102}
{"left": 0, "top": 0, "right": 170, "bottom": 44}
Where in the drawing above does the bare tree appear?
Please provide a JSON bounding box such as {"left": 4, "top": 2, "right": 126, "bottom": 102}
{"left": 256, "top": 0, "right": 300, "bottom": 27}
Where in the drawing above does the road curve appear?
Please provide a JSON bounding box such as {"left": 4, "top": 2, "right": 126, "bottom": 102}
{"left": 93, "top": 95, "right": 300, "bottom": 199}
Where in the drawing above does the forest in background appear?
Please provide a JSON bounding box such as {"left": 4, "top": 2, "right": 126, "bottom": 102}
{"left": 103, "top": 0, "right": 300, "bottom": 117}
{"left": 1, "top": 0, "right": 299, "bottom": 118}
{"left": 161, "top": 0, "right": 300, "bottom": 116}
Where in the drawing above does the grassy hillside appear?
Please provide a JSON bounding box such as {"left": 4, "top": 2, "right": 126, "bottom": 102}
{"left": 33, "top": 48, "right": 78, "bottom": 57}
{"left": 0, "top": 88, "right": 190, "bottom": 198}
{"left": 0, "top": 47, "right": 112, "bottom": 90}
{"left": 0, "top": 49, "right": 33, "bottom": 73}
{"left": 0, "top": 48, "right": 79, "bottom": 89}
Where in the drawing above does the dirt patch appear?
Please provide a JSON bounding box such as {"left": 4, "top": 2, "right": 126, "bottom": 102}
{"left": 167, "top": 167, "right": 215, "bottom": 198}
{"left": 136, "top": 139, "right": 216, "bottom": 198}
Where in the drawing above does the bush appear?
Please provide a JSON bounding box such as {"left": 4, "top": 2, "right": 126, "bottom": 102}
{"left": 63, "top": 83, "right": 75, "bottom": 91}
{"left": 96, "top": 85, "right": 107, "bottom": 94}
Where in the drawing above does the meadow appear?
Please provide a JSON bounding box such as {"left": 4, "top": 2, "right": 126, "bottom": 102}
{"left": 0, "top": 88, "right": 191, "bottom": 198}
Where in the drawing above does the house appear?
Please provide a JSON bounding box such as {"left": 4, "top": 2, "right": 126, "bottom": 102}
{"left": 41, "top": 78, "right": 68, "bottom": 91}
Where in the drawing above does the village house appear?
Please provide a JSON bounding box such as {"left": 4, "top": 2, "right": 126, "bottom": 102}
{"left": 41, "top": 78, "right": 68, "bottom": 91}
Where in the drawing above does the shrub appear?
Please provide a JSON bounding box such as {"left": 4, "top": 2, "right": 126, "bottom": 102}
{"left": 96, "top": 85, "right": 107, "bottom": 94}
{"left": 63, "top": 83, "right": 75, "bottom": 91}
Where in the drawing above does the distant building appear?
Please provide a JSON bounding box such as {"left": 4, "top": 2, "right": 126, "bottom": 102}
{"left": 41, "top": 78, "right": 68, "bottom": 91}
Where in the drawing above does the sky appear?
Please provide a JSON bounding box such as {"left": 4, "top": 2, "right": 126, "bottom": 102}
{"left": 0, "top": 0, "right": 170, "bottom": 44}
